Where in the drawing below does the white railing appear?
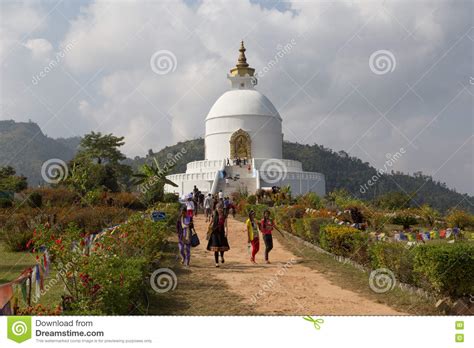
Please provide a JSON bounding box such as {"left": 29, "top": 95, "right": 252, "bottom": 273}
{"left": 166, "top": 172, "right": 216, "bottom": 182}
{"left": 186, "top": 159, "right": 225, "bottom": 173}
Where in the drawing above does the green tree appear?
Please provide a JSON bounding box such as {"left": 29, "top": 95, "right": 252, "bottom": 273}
{"left": 0, "top": 166, "right": 27, "bottom": 192}
{"left": 63, "top": 160, "right": 101, "bottom": 195}
{"left": 391, "top": 209, "right": 418, "bottom": 230}
{"left": 76, "top": 131, "right": 125, "bottom": 165}
{"left": 132, "top": 158, "right": 177, "bottom": 205}
{"left": 72, "top": 132, "right": 131, "bottom": 192}
{"left": 418, "top": 204, "right": 440, "bottom": 228}
{"left": 375, "top": 191, "right": 412, "bottom": 210}
{"left": 328, "top": 188, "right": 364, "bottom": 210}
{"left": 446, "top": 209, "right": 474, "bottom": 229}
{"left": 366, "top": 211, "right": 390, "bottom": 232}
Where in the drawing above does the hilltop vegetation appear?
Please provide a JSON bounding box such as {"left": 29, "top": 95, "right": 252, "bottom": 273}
{"left": 1, "top": 120, "right": 472, "bottom": 213}
{"left": 141, "top": 139, "right": 473, "bottom": 213}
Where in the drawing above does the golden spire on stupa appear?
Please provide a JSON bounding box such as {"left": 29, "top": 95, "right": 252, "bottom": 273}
{"left": 230, "top": 41, "right": 255, "bottom": 77}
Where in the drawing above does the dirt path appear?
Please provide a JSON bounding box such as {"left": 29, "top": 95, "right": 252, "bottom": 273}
{"left": 182, "top": 214, "right": 405, "bottom": 315}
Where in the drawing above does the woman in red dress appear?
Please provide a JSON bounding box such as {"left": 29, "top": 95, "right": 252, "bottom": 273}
{"left": 206, "top": 207, "right": 230, "bottom": 267}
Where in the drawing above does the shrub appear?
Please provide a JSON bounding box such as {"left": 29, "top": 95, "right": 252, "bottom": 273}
{"left": 28, "top": 191, "right": 43, "bottom": 208}
{"left": 369, "top": 242, "right": 415, "bottom": 284}
{"left": 31, "top": 211, "right": 175, "bottom": 315}
{"left": 366, "top": 211, "right": 390, "bottom": 232}
{"left": 247, "top": 195, "right": 257, "bottom": 205}
{"left": 297, "top": 192, "right": 323, "bottom": 209}
{"left": 391, "top": 210, "right": 418, "bottom": 229}
{"left": 235, "top": 198, "right": 247, "bottom": 215}
{"left": 81, "top": 256, "right": 147, "bottom": 315}
{"left": 274, "top": 205, "right": 306, "bottom": 232}
{"left": 446, "top": 209, "right": 474, "bottom": 229}
{"left": 230, "top": 191, "right": 242, "bottom": 203}
{"left": 0, "top": 205, "right": 140, "bottom": 251}
{"left": 319, "top": 225, "right": 369, "bottom": 264}
{"left": 152, "top": 202, "right": 181, "bottom": 227}
{"left": 244, "top": 204, "right": 268, "bottom": 220}
{"left": 106, "top": 192, "right": 146, "bottom": 209}
{"left": 153, "top": 202, "right": 181, "bottom": 212}
{"left": 55, "top": 207, "right": 132, "bottom": 233}
{"left": 0, "top": 227, "right": 32, "bottom": 251}
{"left": 303, "top": 217, "right": 333, "bottom": 243}
{"left": 162, "top": 192, "right": 178, "bottom": 203}
{"left": 0, "top": 210, "right": 46, "bottom": 251}
{"left": 25, "top": 188, "right": 78, "bottom": 207}
{"left": 0, "top": 198, "right": 13, "bottom": 208}
{"left": 291, "top": 218, "right": 306, "bottom": 239}
{"left": 84, "top": 189, "right": 102, "bottom": 206}
{"left": 307, "top": 208, "right": 334, "bottom": 218}
{"left": 412, "top": 243, "right": 474, "bottom": 298}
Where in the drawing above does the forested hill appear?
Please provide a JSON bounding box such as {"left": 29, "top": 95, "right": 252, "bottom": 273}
{"left": 0, "top": 120, "right": 80, "bottom": 186}
{"left": 136, "top": 139, "right": 473, "bottom": 213}
{"left": 1, "top": 120, "right": 472, "bottom": 213}
{"left": 282, "top": 142, "right": 473, "bottom": 213}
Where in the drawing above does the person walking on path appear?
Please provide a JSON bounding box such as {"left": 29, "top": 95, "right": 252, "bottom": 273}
{"left": 185, "top": 195, "right": 195, "bottom": 218}
{"left": 204, "top": 193, "right": 213, "bottom": 222}
{"left": 246, "top": 210, "right": 260, "bottom": 263}
{"left": 207, "top": 206, "right": 230, "bottom": 267}
{"left": 177, "top": 208, "right": 193, "bottom": 266}
{"left": 259, "top": 209, "right": 274, "bottom": 264}
{"left": 223, "top": 196, "right": 230, "bottom": 217}
{"left": 212, "top": 194, "right": 219, "bottom": 211}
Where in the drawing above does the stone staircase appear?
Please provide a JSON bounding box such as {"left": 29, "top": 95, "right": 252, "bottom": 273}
{"left": 214, "top": 165, "right": 257, "bottom": 196}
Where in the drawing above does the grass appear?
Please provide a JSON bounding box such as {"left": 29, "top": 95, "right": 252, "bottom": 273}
{"left": 274, "top": 233, "right": 441, "bottom": 315}
{"left": 0, "top": 242, "right": 64, "bottom": 310}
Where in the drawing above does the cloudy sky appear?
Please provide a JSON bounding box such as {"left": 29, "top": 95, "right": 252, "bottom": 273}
{"left": 1, "top": 0, "right": 473, "bottom": 194}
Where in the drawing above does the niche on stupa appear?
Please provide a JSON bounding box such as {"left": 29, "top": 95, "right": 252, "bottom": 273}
{"left": 229, "top": 129, "right": 251, "bottom": 159}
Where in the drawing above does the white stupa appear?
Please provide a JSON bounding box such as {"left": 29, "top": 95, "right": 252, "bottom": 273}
{"left": 165, "top": 42, "right": 325, "bottom": 196}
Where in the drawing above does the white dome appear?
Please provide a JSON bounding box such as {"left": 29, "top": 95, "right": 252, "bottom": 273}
{"left": 206, "top": 89, "right": 282, "bottom": 121}
{"left": 205, "top": 88, "right": 283, "bottom": 161}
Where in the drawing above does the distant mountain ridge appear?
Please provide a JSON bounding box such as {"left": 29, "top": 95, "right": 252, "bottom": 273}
{"left": 0, "top": 120, "right": 77, "bottom": 186}
{"left": 1, "top": 120, "right": 472, "bottom": 213}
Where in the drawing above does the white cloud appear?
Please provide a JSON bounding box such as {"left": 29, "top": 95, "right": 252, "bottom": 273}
{"left": 1, "top": 0, "right": 472, "bottom": 194}
{"left": 24, "top": 38, "right": 53, "bottom": 60}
